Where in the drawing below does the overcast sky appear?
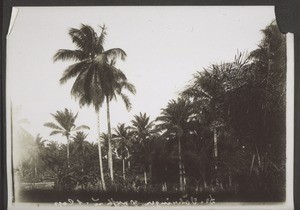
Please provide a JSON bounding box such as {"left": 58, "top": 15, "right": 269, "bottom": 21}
{"left": 7, "top": 6, "right": 275, "bottom": 144}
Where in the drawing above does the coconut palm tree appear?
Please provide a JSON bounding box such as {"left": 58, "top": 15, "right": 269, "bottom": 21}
{"left": 103, "top": 78, "right": 136, "bottom": 183}
{"left": 156, "top": 98, "right": 193, "bottom": 191}
{"left": 53, "top": 24, "right": 135, "bottom": 187}
{"left": 113, "top": 123, "right": 133, "bottom": 180}
{"left": 44, "top": 108, "right": 89, "bottom": 168}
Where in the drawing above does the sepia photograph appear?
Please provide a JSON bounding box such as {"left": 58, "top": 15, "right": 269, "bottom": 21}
{"left": 6, "top": 6, "right": 293, "bottom": 209}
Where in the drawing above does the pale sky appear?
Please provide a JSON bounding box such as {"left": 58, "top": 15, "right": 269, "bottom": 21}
{"left": 7, "top": 6, "right": 275, "bottom": 144}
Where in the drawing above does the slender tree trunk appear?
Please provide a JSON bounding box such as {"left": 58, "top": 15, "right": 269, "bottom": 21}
{"left": 256, "top": 145, "right": 261, "bottom": 168}
{"left": 213, "top": 127, "right": 219, "bottom": 186}
{"left": 122, "top": 159, "right": 126, "bottom": 180}
{"left": 213, "top": 127, "right": 218, "bottom": 159}
{"left": 202, "top": 173, "right": 207, "bottom": 189}
{"left": 34, "top": 162, "right": 38, "bottom": 179}
{"left": 250, "top": 154, "right": 255, "bottom": 175}
{"left": 196, "top": 180, "right": 199, "bottom": 192}
{"left": 106, "top": 96, "right": 114, "bottom": 183}
{"left": 128, "top": 160, "right": 131, "bottom": 170}
{"left": 164, "top": 182, "right": 167, "bottom": 191}
{"left": 66, "top": 135, "right": 70, "bottom": 168}
{"left": 163, "top": 167, "right": 167, "bottom": 191}
{"left": 96, "top": 109, "right": 106, "bottom": 191}
{"left": 183, "top": 163, "right": 186, "bottom": 190}
{"left": 144, "top": 170, "right": 148, "bottom": 185}
{"left": 228, "top": 170, "right": 232, "bottom": 188}
{"left": 178, "top": 136, "right": 184, "bottom": 191}
{"left": 149, "top": 163, "right": 152, "bottom": 185}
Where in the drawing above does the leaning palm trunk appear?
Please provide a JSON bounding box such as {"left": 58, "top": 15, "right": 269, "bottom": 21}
{"left": 178, "top": 136, "right": 184, "bottom": 191}
{"left": 97, "top": 110, "right": 106, "bottom": 191}
{"left": 106, "top": 97, "right": 114, "bottom": 183}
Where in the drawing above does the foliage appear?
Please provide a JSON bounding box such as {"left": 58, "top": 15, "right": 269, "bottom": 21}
{"left": 17, "top": 22, "right": 286, "bottom": 200}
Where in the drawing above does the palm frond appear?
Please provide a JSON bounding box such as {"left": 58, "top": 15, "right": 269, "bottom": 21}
{"left": 53, "top": 49, "right": 88, "bottom": 62}
{"left": 96, "top": 24, "right": 107, "bottom": 53}
{"left": 60, "top": 60, "right": 90, "bottom": 84}
{"left": 120, "top": 93, "right": 132, "bottom": 111}
{"left": 103, "top": 48, "right": 127, "bottom": 61}
{"left": 74, "top": 125, "right": 90, "bottom": 131}
{"left": 44, "top": 122, "right": 64, "bottom": 131}
{"left": 119, "top": 81, "right": 136, "bottom": 95}
{"left": 49, "top": 130, "right": 63, "bottom": 136}
{"left": 69, "top": 24, "right": 97, "bottom": 54}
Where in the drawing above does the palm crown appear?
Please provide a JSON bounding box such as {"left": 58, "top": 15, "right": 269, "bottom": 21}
{"left": 44, "top": 108, "right": 89, "bottom": 137}
{"left": 53, "top": 24, "right": 134, "bottom": 111}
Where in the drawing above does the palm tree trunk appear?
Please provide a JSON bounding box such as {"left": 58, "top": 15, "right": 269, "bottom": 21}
{"left": 128, "top": 160, "right": 131, "bottom": 170}
{"left": 183, "top": 163, "right": 186, "bottom": 190}
{"left": 144, "top": 170, "right": 148, "bottom": 185}
{"left": 213, "top": 127, "right": 219, "bottom": 186}
{"left": 34, "top": 162, "right": 38, "bottom": 179}
{"left": 202, "top": 173, "right": 207, "bottom": 189}
{"left": 96, "top": 109, "right": 106, "bottom": 191}
{"left": 255, "top": 145, "right": 261, "bottom": 168}
{"left": 122, "top": 158, "right": 126, "bottom": 180}
{"left": 228, "top": 170, "right": 232, "bottom": 188}
{"left": 66, "top": 135, "right": 70, "bottom": 168}
{"left": 213, "top": 127, "right": 218, "bottom": 159}
{"left": 178, "top": 136, "right": 183, "bottom": 191}
{"left": 250, "top": 154, "right": 255, "bottom": 175}
{"left": 106, "top": 96, "right": 114, "bottom": 183}
{"left": 149, "top": 164, "right": 152, "bottom": 184}
{"left": 163, "top": 182, "right": 167, "bottom": 191}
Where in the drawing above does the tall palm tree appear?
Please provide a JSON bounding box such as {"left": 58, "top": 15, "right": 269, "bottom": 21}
{"left": 44, "top": 108, "right": 89, "bottom": 168}
{"left": 156, "top": 98, "right": 193, "bottom": 191}
{"left": 53, "top": 24, "right": 135, "bottom": 186}
{"left": 104, "top": 78, "right": 136, "bottom": 183}
{"left": 113, "top": 123, "right": 133, "bottom": 180}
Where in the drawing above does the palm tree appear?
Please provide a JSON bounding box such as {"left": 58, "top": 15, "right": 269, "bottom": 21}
{"left": 101, "top": 67, "right": 136, "bottom": 183}
{"left": 72, "top": 131, "right": 89, "bottom": 157}
{"left": 113, "top": 123, "right": 133, "bottom": 180}
{"left": 247, "top": 22, "right": 286, "bottom": 191}
{"left": 131, "top": 113, "right": 156, "bottom": 185}
{"left": 44, "top": 108, "right": 89, "bottom": 168}
{"left": 156, "top": 98, "right": 193, "bottom": 191}
{"left": 53, "top": 24, "right": 135, "bottom": 186}
{"left": 72, "top": 131, "right": 89, "bottom": 171}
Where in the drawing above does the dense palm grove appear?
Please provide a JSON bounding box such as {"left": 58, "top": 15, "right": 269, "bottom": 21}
{"left": 14, "top": 21, "right": 286, "bottom": 201}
